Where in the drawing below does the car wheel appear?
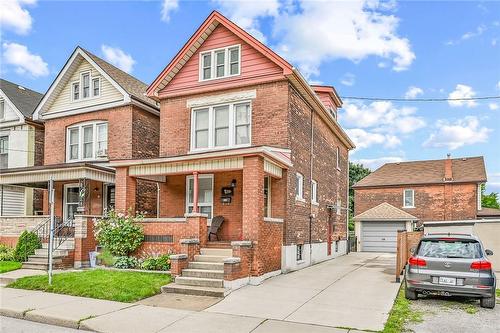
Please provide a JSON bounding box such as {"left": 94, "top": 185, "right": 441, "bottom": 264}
{"left": 480, "top": 295, "right": 496, "bottom": 309}
{"left": 405, "top": 285, "right": 418, "bottom": 300}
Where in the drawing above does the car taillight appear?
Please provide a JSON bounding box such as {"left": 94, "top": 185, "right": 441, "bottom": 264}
{"left": 470, "top": 261, "right": 492, "bottom": 270}
{"left": 408, "top": 257, "right": 426, "bottom": 267}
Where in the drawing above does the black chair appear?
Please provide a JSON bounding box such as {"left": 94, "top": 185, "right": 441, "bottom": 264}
{"left": 209, "top": 216, "right": 224, "bottom": 241}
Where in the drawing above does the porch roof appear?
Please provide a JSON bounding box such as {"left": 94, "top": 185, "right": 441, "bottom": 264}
{"left": 0, "top": 163, "right": 115, "bottom": 187}
{"left": 109, "top": 146, "right": 292, "bottom": 178}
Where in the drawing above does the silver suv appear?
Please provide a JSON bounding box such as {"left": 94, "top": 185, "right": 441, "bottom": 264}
{"left": 405, "top": 233, "right": 496, "bottom": 308}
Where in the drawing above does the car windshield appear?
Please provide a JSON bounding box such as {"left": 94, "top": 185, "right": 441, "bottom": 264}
{"left": 417, "top": 239, "right": 482, "bottom": 259}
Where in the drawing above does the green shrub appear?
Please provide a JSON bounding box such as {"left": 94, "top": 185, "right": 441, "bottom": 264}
{"left": 94, "top": 210, "right": 144, "bottom": 256}
{"left": 14, "top": 231, "right": 41, "bottom": 262}
{"left": 140, "top": 257, "right": 157, "bottom": 271}
{"left": 0, "top": 244, "right": 15, "bottom": 261}
{"left": 113, "top": 256, "right": 139, "bottom": 269}
{"left": 97, "top": 248, "right": 116, "bottom": 267}
{"left": 140, "top": 254, "right": 171, "bottom": 271}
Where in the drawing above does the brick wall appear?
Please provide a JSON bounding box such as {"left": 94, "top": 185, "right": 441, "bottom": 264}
{"left": 354, "top": 183, "right": 478, "bottom": 222}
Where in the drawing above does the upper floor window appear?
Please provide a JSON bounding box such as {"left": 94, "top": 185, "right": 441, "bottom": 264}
{"left": 403, "top": 189, "right": 415, "bottom": 208}
{"left": 0, "top": 99, "right": 5, "bottom": 120}
{"left": 191, "top": 102, "right": 250, "bottom": 151}
{"left": 72, "top": 72, "right": 100, "bottom": 101}
{"left": 199, "top": 45, "right": 240, "bottom": 81}
{"left": 336, "top": 146, "right": 340, "bottom": 170}
{"left": 0, "top": 136, "right": 8, "bottom": 169}
{"left": 311, "top": 180, "right": 318, "bottom": 204}
{"left": 328, "top": 107, "right": 337, "bottom": 120}
{"left": 295, "top": 173, "right": 304, "bottom": 201}
{"left": 66, "top": 121, "right": 108, "bottom": 162}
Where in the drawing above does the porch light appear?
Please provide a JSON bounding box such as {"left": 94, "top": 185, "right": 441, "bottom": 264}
{"left": 231, "top": 179, "right": 237, "bottom": 188}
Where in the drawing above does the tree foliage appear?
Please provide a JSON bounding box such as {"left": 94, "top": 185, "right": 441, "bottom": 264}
{"left": 349, "top": 162, "right": 372, "bottom": 217}
{"left": 481, "top": 184, "right": 500, "bottom": 209}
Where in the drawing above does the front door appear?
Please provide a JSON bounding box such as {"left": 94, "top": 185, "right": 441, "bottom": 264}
{"left": 63, "top": 184, "right": 80, "bottom": 222}
{"left": 103, "top": 184, "right": 115, "bottom": 213}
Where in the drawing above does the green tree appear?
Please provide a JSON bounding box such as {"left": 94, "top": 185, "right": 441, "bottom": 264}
{"left": 348, "top": 162, "right": 371, "bottom": 230}
{"left": 481, "top": 184, "right": 500, "bottom": 209}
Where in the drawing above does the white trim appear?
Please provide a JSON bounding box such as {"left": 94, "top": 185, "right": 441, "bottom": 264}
{"left": 264, "top": 217, "right": 283, "bottom": 223}
{"left": 198, "top": 44, "right": 241, "bottom": 82}
{"left": 295, "top": 172, "right": 304, "bottom": 201}
{"left": 185, "top": 174, "right": 214, "bottom": 219}
{"left": 63, "top": 183, "right": 80, "bottom": 222}
{"left": 186, "top": 89, "right": 256, "bottom": 108}
{"left": 477, "top": 183, "right": 482, "bottom": 211}
{"left": 0, "top": 90, "right": 25, "bottom": 127}
{"left": 66, "top": 120, "right": 108, "bottom": 162}
{"left": 103, "top": 183, "right": 115, "bottom": 212}
{"left": 403, "top": 188, "right": 415, "bottom": 208}
{"left": 311, "top": 179, "right": 318, "bottom": 205}
{"left": 264, "top": 176, "right": 271, "bottom": 218}
{"left": 0, "top": 99, "right": 4, "bottom": 121}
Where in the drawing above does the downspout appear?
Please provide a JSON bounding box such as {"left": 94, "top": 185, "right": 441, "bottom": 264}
{"left": 309, "top": 105, "right": 314, "bottom": 266}
{"left": 1, "top": 185, "right": 3, "bottom": 216}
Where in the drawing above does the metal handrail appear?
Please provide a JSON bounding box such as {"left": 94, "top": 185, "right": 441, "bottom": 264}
{"left": 31, "top": 217, "right": 75, "bottom": 259}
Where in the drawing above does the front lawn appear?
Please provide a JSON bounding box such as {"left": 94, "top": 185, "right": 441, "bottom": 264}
{"left": 8, "top": 269, "right": 171, "bottom": 302}
{"left": 383, "top": 287, "right": 423, "bottom": 333}
{"left": 0, "top": 261, "right": 22, "bottom": 273}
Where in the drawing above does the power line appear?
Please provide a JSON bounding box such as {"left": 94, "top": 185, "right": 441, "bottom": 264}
{"left": 340, "top": 96, "right": 500, "bottom": 102}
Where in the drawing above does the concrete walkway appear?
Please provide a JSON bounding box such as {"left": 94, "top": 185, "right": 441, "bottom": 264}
{"left": 0, "top": 252, "right": 399, "bottom": 332}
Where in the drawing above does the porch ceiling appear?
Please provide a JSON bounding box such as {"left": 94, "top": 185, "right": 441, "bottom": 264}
{"left": 0, "top": 163, "right": 115, "bottom": 186}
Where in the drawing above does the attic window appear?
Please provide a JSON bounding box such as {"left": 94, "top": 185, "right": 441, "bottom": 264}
{"left": 328, "top": 107, "right": 337, "bottom": 119}
{"left": 71, "top": 72, "right": 100, "bottom": 101}
{"left": 199, "top": 45, "right": 240, "bottom": 81}
{"left": 0, "top": 99, "right": 4, "bottom": 120}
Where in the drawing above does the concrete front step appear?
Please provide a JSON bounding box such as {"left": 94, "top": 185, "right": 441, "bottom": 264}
{"left": 188, "top": 261, "right": 224, "bottom": 270}
{"left": 193, "top": 254, "right": 228, "bottom": 263}
{"left": 182, "top": 268, "right": 224, "bottom": 279}
{"left": 42, "top": 241, "right": 74, "bottom": 250}
{"left": 175, "top": 276, "right": 224, "bottom": 288}
{"left": 162, "top": 283, "right": 227, "bottom": 297}
{"left": 26, "top": 255, "right": 64, "bottom": 263}
{"left": 21, "top": 262, "right": 49, "bottom": 270}
{"left": 200, "top": 248, "right": 233, "bottom": 256}
{"left": 35, "top": 248, "right": 68, "bottom": 256}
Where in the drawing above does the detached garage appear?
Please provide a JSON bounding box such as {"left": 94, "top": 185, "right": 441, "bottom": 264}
{"left": 353, "top": 202, "right": 418, "bottom": 253}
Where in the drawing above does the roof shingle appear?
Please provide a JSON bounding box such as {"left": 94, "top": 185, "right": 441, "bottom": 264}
{"left": 353, "top": 156, "right": 486, "bottom": 188}
{"left": 353, "top": 202, "right": 418, "bottom": 221}
{"left": 0, "top": 78, "right": 43, "bottom": 118}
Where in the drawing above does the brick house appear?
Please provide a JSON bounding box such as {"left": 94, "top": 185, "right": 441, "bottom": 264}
{"left": 0, "top": 79, "right": 44, "bottom": 218}
{"left": 352, "top": 155, "right": 487, "bottom": 252}
{"left": 0, "top": 47, "right": 160, "bottom": 267}
{"left": 109, "top": 11, "right": 354, "bottom": 292}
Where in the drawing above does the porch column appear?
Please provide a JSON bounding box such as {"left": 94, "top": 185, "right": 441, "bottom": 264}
{"left": 242, "top": 156, "right": 264, "bottom": 241}
{"left": 115, "top": 166, "right": 137, "bottom": 213}
{"left": 192, "top": 171, "right": 199, "bottom": 213}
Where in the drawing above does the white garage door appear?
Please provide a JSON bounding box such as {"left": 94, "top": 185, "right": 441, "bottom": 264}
{"left": 361, "top": 221, "right": 406, "bottom": 253}
{"left": 0, "top": 185, "right": 26, "bottom": 216}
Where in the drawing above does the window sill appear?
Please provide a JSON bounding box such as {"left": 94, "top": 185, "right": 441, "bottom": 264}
{"left": 264, "top": 217, "right": 284, "bottom": 223}
{"left": 198, "top": 73, "right": 241, "bottom": 83}
{"left": 66, "top": 158, "right": 109, "bottom": 163}
{"left": 188, "top": 144, "right": 251, "bottom": 155}
{"left": 403, "top": 206, "right": 415, "bottom": 209}
{"left": 311, "top": 201, "right": 319, "bottom": 206}
{"left": 295, "top": 197, "right": 306, "bottom": 203}
{"left": 296, "top": 260, "right": 306, "bottom": 265}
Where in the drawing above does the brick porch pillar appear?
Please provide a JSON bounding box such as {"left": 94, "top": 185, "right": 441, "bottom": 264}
{"left": 114, "top": 166, "right": 137, "bottom": 213}
{"left": 242, "top": 156, "right": 264, "bottom": 241}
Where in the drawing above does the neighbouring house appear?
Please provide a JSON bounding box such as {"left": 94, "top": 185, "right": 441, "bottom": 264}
{"left": 109, "top": 10, "right": 354, "bottom": 291}
{"left": 0, "top": 47, "right": 160, "bottom": 267}
{"left": 0, "top": 79, "right": 44, "bottom": 221}
{"left": 352, "top": 155, "right": 488, "bottom": 252}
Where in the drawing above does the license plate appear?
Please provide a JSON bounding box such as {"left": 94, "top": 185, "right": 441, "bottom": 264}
{"left": 438, "top": 277, "right": 456, "bottom": 285}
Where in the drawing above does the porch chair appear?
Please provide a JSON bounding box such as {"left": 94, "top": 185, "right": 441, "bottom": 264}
{"left": 209, "top": 216, "right": 224, "bottom": 241}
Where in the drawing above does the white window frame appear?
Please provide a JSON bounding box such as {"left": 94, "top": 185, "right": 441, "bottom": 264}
{"left": 71, "top": 71, "right": 101, "bottom": 102}
{"left": 0, "top": 135, "right": 9, "bottom": 169}
{"left": 403, "top": 189, "right": 415, "bottom": 208}
{"left": 190, "top": 101, "right": 251, "bottom": 152}
{"left": 264, "top": 176, "right": 272, "bottom": 217}
{"left": 295, "top": 172, "right": 304, "bottom": 201}
{"left": 199, "top": 44, "right": 241, "bottom": 82}
{"left": 66, "top": 121, "right": 108, "bottom": 162}
{"left": 63, "top": 183, "right": 80, "bottom": 222}
{"left": 185, "top": 174, "right": 214, "bottom": 220}
{"left": 336, "top": 198, "right": 342, "bottom": 216}
{"left": 0, "top": 99, "right": 5, "bottom": 120}
{"left": 311, "top": 180, "right": 318, "bottom": 205}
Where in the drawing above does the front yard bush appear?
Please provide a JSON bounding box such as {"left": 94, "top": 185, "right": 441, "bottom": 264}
{"left": 94, "top": 210, "right": 144, "bottom": 256}
{"left": 14, "top": 231, "right": 41, "bottom": 262}
{"left": 140, "top": 254, "right": 171, "bottom": 271}
{"left": 0, "top": 244, "right": 15, "bottom": 261}
{"left": 113, "top": 256, "right": 139, "bottom": 269}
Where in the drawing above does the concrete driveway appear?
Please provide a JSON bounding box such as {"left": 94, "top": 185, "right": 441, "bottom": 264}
{"left": 206, "top": 252, "right": 400, "bottom": 331}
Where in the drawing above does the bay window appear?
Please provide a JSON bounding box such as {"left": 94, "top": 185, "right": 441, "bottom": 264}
{"left": 191, "top": 101, "right": 251, "bottom": 151}
{"left": 66, "top": 121, "right": 108, "bottom": 161}
{"left": 199, "top": 45, "right": 240, "bottom": 81}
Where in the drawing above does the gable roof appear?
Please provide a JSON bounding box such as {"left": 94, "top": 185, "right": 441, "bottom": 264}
{"left": 353, "top": 202, "right": 419, "bottom": 221}
{"left": 353, "top": 156, "right": 487, "bottom": 188}
{"left": 33, "top": 46, "right": 158, "bottom": 120}
{"left": 311, "top": 85, "right": 342, "bottom": 108}
{"left": 0, "top": 78, "right": 43, "bottom": 118}
{"left": 147, "top": 11, "right": 293, "bottom": 97}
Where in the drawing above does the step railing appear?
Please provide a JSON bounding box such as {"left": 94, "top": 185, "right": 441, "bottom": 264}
{"left": 31, "top": 217, "right": 75, "bottom": 260}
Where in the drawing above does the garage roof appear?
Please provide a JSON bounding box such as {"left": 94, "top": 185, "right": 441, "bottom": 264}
{"left": 353, "top": 202, "right": 418, "bottom": 221}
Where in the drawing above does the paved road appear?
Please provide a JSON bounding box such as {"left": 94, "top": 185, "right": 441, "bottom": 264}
{"left": 206, "top": 252, "right": 400, "bottom": 331}
{"left": 1, "top": 316, "right": 83, "bottom": 332}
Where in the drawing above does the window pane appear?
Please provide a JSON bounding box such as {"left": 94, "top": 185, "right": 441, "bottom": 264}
{"left": 195, "top": 109, "right": 209, "bottom": 130}
{"left": 216, "top": 65, "right": 224, "bottom": 78}
{"left": 69, "top": 128, "right": 79, "bottom": 144}
{"left": 230, "top": 63, "right": 239, "bottom": 75}
{"left": 404, "top": 190, "right": 413, "bottom": 206}
{"left": 84, "top": 143, "right": 93, "bottom": 158}
{"left": 0, "top": 136, "right": 8, "bottom": 154}
{"left": 214, "top": 106, "right": 229, "bottom": 127}
{"left": 200, "top": 206, "right": 212, "bottom": 219}
{"left": 230, "top": 48, "right": 239, "bottom": 62}
{"left": 82, "top": 74, "right": 90, "bottom": 98}
{"left": 215, "top": 128, "right": 229, "bottom": 147}
{"left": 230, "top": 48, "right": 239, "bottom": 75}
{"left": 93, "top": 78, "right": 100, "bottom": 96}
{"left": 203, "top": 54, "right": 211, "bottom": 67}
{"left": 235, "top": 104, "right": 250, "bottom": 125}
{"left": 70, "top": 145, "right": 78, "bottom": 160}
{"left": 235, "top": 125, "right": 249, "bottom": 145}
{"left": 73, "top": 83, "right": 79, "bottom": 100}
{"left": 195, "top": 130, "right": 208, "bottom": 148}
{"left": 216, "top": 51, "right": 225, "bottom": 65}
{"left": 198, "top": 178, "right": 212, "bottom": 203}
{"left": 97, "top": 123, "right": 107, "bottom": 141}
{"left": 0, "top": 100, "right": 5, "bottom": 119}
{"left": 203, "top": 68, "right": 211, "bottom": 80}
{"left": 83, "top": 126, "right": 93, "bottom": 142}
{"left": 202, "top": 54, "right": 211, "bottom": 80}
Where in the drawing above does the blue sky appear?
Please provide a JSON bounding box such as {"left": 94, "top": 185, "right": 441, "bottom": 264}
{"left": 1, "top": 0, "right": 499, "bottom": 191}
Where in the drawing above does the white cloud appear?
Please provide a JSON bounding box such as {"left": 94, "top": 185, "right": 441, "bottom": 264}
{"left": 497, "top": 81, "right": 500, "bottom": 91}
{"left": 346, "top": 128, "right": 401, "bottom": 151}
{"left": 101, "top": 45, "right": 136, "bottom": 73}
{"left": 446, "top": 24, "right": 487, "bottom": 45}
{"left": 340, "top": 73, "right": 355, "bottom": 86}
{"left": 161, "top": 0, "right": 179, "bottom": 22}
{"left": 2, "top": 42, "right": 48, "bottom": 77}
{"left": 448, "top": 84, "right": 477, "bottom": 108}
{"left": 214, "top": 0, "right": 280, "bottom": 42}
{"left": 0, "top": 0, "right": 36, "bottom": 35}
{"left": 404, "top": 86, "right": 423, "bottom": 99}
{"left": 353, "top": 156, "right": 404, "bottom": 170}
{"left": 489, "top": 103, "right": 499, "bottom": 110}
{"left": 423, "top": 116, "right": 491, "bottom": 150}
{"left": 273, "top": 0, "right": 415, "bottom": 77}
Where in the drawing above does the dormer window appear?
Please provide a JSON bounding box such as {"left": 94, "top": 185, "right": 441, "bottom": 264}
{"left": 328, "top": 107, "right": 337, "bottom": 119}
{"left": 0, "top": 99, "right": 5, "bottom": 119}
{"left": 199, "top": 45, "right": 240, "bottom": 81}
{"left": 71, "top": 71, "right": 100, "bottom": 101}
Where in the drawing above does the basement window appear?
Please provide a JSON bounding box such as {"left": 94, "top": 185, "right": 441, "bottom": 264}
{"left": 296, "top": 244, "right": 304, "bottom": 262}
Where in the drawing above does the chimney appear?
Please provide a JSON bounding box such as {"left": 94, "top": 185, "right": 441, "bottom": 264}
{"left": 444, "top": 153, "right": 453, "bottom": 181}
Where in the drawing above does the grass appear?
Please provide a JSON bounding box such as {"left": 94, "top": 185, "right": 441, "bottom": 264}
{"left": 382, "top": 287, "right": 423, "bottom": 333}
{"left": 8, "top": 269, "right": 171, "bottom": 303}
{"left": 0, "top": 261, "right": 22, "bottom": 273}
{"left": 496, "top": 289, "right": 499, "bottom": 297}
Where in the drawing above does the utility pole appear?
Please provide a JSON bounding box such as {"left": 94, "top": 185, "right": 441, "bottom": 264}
{"left": 48, "top": 177, "right": 55, "bottom": 285}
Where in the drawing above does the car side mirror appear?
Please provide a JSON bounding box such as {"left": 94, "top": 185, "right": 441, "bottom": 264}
{"left": 485, "top": 249, "right": 493, "bottom": 256}
{"left": 410, "top": 247, "right": 416, "bottom": 255}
